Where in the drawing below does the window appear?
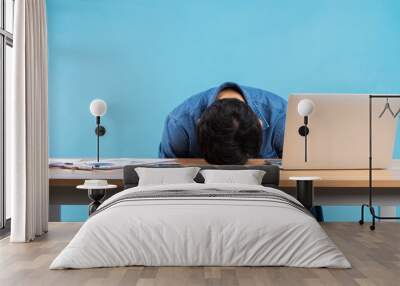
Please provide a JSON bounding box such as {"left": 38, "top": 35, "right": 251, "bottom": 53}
{"left": 0, "top": 0, "right": 13, "bottom": 231}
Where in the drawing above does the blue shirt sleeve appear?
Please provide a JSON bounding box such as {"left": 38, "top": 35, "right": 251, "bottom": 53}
{"left": 272, "top": 114, "right": 286, "bottom": 158}
{"left": 158, "top": 115, "right": 189, "bottom": 158}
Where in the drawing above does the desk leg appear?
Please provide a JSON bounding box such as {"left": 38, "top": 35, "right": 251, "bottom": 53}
{"left": 310, "top": 206, "right": 324, "bottom": 222}
{"left": 88, "top": 189, "right": 105, "bottom": 215}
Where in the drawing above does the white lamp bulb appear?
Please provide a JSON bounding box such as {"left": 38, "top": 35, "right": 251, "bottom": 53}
{"left": 297, "top": 99, "right": 315, "bottom": 117}
{"left": 90, "top": 99, "right": 107, "bottom": 117}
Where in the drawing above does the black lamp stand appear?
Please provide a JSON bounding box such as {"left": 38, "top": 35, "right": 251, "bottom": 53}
{"left": 298, "top": 116, "right": 310, "bottom": 162}
{"left": 359, "top": 94, "right": 400, "bottom": 230}
{"left": 95, "top": 116, "right": 106, "bottom": 163}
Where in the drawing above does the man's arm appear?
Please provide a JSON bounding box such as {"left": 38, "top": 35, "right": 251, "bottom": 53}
{"left": 272, "top": 114, "right": 286, "bottom": 158}
{"left": 159, "top": 115, "right": 189, "bottom": 158}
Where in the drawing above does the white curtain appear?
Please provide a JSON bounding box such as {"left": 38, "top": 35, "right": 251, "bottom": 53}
{"left": 9, "top": 0, "right": 49, "bottom": 242}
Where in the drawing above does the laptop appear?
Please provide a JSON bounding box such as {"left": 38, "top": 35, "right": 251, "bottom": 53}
{"left": 282, "top": 94, "right": 398, "bottom": 170}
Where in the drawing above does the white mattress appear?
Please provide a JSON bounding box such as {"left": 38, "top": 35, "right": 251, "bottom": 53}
{"left": 50, "top": 183, "right": 350, "bottom": 269}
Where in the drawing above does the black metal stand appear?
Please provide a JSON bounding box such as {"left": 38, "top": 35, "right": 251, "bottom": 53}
{"left": 296, "top": 180, "right": 313, "bottom": 209}
{"left": 94, "top": 116, "right": 106, "bottom": 166}
{"left": 359, "top": 94, "right": 400, "bottom": 230}
{"left": 88, "top": 189, "right": 106, "bottom": 215}
{"left": 298, "top": 116, "right": 310, "bottom": 162}
{"left": 296, "top": 179, "right": 324, "bottom": 222}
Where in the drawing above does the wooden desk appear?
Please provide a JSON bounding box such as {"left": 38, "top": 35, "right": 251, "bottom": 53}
{"left": 281, "top": 169, "right": 400, "bottom": 188}
{"left": 50, "top": 159, "right": 268, "bottom": 187}
{"left": 50, "top": 158, "right": 400, "bottom": 188}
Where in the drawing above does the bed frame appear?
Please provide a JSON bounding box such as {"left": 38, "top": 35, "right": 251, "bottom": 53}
{"left": 123, "top": 164, "right": 280, "bottom": 189}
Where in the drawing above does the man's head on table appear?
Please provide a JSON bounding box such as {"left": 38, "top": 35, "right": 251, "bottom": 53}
{"left": 158, "top": 82, "right": 286, "bottom": 163}
{"left": 197, "top": 86, "right": 262, "bottom": 165}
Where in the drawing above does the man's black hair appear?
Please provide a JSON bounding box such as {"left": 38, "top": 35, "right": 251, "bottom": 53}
{"left": 217, "top": 84, "right": 245, "bottom": 100}
{"left": 197, "top": 99, "right": 262, "bottom": 165}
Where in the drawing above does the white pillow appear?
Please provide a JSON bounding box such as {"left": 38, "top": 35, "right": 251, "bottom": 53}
{"left": 135, "top": 167, "right": 201, "bottom": 186}
{"left": 200, "top": 169, "right": 266, "bottom": 185}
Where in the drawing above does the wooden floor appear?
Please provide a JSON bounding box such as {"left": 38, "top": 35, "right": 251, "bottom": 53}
{"left": 1, "top": 222, "right": 400, "bottom": 286}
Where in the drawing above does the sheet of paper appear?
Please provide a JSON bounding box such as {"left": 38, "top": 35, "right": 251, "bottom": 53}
{"left": 49, "top": 158, "right": 178, "bottom": 170}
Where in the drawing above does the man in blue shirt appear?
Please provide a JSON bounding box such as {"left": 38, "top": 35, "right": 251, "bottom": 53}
{"left": 159, "top": 82, "right": 287, "bottom": 164}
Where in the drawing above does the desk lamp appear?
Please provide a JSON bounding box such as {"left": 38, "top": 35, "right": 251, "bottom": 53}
{"left": 89, "top": 99, "right": 107, "bottom": 165}
{"left": 297, "top": 99, "right": 315, "bottom": 162}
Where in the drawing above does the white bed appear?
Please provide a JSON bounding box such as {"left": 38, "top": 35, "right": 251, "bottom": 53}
{"left": 50, "top": 183, "right": 350, "bottom": 269}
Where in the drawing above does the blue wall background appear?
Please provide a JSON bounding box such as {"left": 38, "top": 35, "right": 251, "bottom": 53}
{"left": 47, "top": 0, "right": 400, "bottom": 158}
